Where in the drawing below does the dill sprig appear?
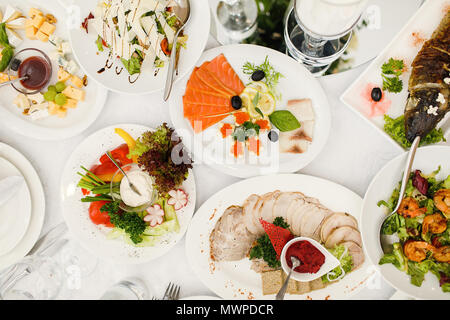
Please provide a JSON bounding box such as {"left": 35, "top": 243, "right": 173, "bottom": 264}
{"left": 242, "top": 55, "right": 283, "bottom": 95}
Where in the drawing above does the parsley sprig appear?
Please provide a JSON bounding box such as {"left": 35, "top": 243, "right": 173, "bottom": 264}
{"left": 381, "top": 58, "right": 405, "bottom": 93}
{"left": 249, "top": 217, "right": 289, "bottom": 269}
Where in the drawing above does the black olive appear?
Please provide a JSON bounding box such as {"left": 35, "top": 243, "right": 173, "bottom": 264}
{"left": 268, "top": 130, "right": 278, "bottom": 142}
{"left": 231, "top": 95, "right": 242, "bottom": 110}
{"left": 10, "top": 58, "right": 21, "bottom": 72}
{"left": 371, "top": 87, "right": 382, "bottom": 102}
{"left": 251, "top": 70, "right": 265, "bottom": 82}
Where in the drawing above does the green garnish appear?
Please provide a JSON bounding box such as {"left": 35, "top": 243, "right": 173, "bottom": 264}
{"left": 121, "top": 55, "right": 142, "bottom": 75}
{"left": 96, "top": 36, "right": 104, "bottom": 52}
{"left": 232, "top": 121, "right": 260, "bottom": 142}
{"left": 243, "top": 56, "right": 283, "bottom": 93}
{"left": 381, "top": 58, "right": 405, "bottom": 93}
{"left": 383, "top": 115, "right": 446, "bottom": 148}
{"left": 101, "top": 201, "right": 147, "bottom": 244}
{"left": 255, "top": 107, "right": 264, "bottom": 118}
{"left": 249, "top": 217, "right": 289, "bottom": 269}
{"left": 322, "top": 244, "right": 353, "bottom": 283}
{"left": 0, "top": 23, "right": 14, "bottom": 72}
{"left": 269, "top": 110, "right": 300, "bottom": 132}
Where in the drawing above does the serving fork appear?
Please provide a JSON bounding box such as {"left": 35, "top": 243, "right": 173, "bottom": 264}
{"left": 162, "top": 282, "right": 181, "bottom": 300}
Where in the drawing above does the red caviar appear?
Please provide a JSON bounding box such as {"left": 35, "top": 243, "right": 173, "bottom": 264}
{"left": 220, "top": 123, "right": 233, "bottom": 138}
{"left": 255, "top": 119, "right": 269, "bottom": 130}
{"left": 234, "top": 112, "right": 250, "bottom": 125}
{"left": 286, "top": 240, "right": 325, "bottom": 274}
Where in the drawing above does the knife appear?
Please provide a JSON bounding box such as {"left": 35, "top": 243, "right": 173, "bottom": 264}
{"left": 0, "top": 176, "right": 25, "bottom": 208}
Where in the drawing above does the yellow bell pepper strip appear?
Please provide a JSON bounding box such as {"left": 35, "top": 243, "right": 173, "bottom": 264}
{"left": 115, "top": 128, "right": 139, "bottom": 163}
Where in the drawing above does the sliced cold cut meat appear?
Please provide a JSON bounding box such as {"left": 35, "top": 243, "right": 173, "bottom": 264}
{"left": 258, "top": 191, "right": 281, "bottom": 223}
{"left": 272, "top": 192, "right": 304, "bottom": 222}
{"left": 299, "top": 206, "right": 329, "bottom": 241}
{"left": 341, "top": 241, "right": 365, "bottom": 269}
{"left": 243, "top": 194, "right": 262, "bottom": 235}
{"left": 320, "top": 212, "right": 358, "bottom": 243}
{"left": 210, "top": 206, "right": 256, "bottom": 261}
{"left": 325, "top": 226, "right": 362, "bottom": 248}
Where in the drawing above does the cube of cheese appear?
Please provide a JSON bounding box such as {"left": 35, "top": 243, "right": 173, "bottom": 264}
{"left": 31, "top": 14, "right": 45, "bottom": 29}
{"left": 62, "top": 86, "right": 85, "bottom": 101}
{"left": 56, "top": 107, "right": 67, "bottom": 118}
{"left": 36, "top": 30, "right": 49, "bottom": 42}
{"left": 39, "top": 22, "right": 56, "bottom": 36}
{"left": 0, "top": 72, "right": 16, "bottom": 83}
{"left": 57, "top": 67, "right": 71, "bottom": 82}
{"left": 29, "top": 8, "right": 43, "bottom": 18}
{"left": 48, "top": 102, "right": 59, "bottom": 115}
{"left": 64, "top": 98, "right": 78, "bottom": 109}
{"left": 25, "top": 25, "right": 38, "bottom": 39}
{"left": 71, "top": 75, "right": 83, "bottom": 88}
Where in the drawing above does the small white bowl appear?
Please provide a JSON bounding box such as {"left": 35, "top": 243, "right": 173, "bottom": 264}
{"left": 280, "top": 237, "right": 340, "bottom": 282}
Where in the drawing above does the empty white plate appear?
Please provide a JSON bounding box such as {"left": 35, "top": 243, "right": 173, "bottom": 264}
{"left": 0, "top": 157, "right": 32, "bottom": 256}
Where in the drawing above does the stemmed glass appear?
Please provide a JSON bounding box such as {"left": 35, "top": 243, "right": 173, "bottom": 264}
{"left": 216, "top": 0, "right": 258, "bottom": 43}
{"left": 285, "top": 0, "right": 368, "bottom": 75}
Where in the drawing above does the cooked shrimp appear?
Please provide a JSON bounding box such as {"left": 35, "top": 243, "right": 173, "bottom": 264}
{"left": 433, "top": 246, "right": 450, "bottom": 263}
{"left": 398, "top": 197, "right": 427, "bottom": 218}
{"left": 434, "top": 189, "right": 450, "bottom": 216}
{"left": 422, "top": 213, "right": 447, "bottom": 235}
{"left": 403, "top": 240, "right": 434, "bottom": 262}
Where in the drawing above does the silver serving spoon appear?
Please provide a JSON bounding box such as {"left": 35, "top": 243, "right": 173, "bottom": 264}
{"left": 163, "top": 0, "right": 191, "bottom": 101}
{"left": 276, "top": 256, "right": 301, "bottom": 300}
{"left": 0, "top": 76, "right": 28, "bottom": 88}
{"left": 106, "top": 151, "right": 142, "bottom": 197}
{"left": 379, "top": 135, "right": 421, "bottom": 254}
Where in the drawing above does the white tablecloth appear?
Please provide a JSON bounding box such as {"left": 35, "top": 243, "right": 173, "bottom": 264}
{"left": 0, "top": 35, "right": 422, "bottom": 300}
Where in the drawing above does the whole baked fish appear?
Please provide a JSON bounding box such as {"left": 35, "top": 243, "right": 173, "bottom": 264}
{"left": 404, "top": 11, "right": 450, "bottom": 143}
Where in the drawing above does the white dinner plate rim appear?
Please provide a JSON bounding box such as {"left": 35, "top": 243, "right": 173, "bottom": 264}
{"left": 339, "top": 0, "right": 450, "bottom": 152}
{"left": 185, "top": 173, "right": 373, "bottom": 300}
{"left": 169, "top": 43, "right": 332, "bottom": 178}
{"left": 0, "top": 0, "right": 109, "bottom": 141}
{"left": 60, "top": 123, "right": 197, "bottom": 264}
{"left": 0, "top": 143, "right": 45, "bottom": 271}
{"left": 67, "top": 0, "right": 211, "bottom": 95}
{"left": 361, "top": 145, "right": 450, "bottom": 300}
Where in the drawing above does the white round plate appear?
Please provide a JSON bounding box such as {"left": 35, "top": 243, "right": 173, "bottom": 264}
{"left": 0, "top": 143, "right": 45, "bottom": 271}
{"left": 60, "top": 124, "right": 196, "bottom": 264}
{"left": 185, "top": 174, "right": 372, "bottom": 300}
{"left": 169, "top": 44, "right": 331, "bottom": 178}
{"left": 67, "top": 0, "right": 211, "bottom": 95}
{"left": 362, "top": 145, "right": 450, "bottom": 300}
{"left": 0, "top": 0, "right": 108, "bottom": 141}
{"left": 0, "top": 158, "right": 31, "bottom": 256}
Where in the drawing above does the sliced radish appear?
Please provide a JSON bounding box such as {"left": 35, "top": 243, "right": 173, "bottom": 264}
{"left": 168, "top": 189, "right": 188, "bottom": 210}
{"left": 144, "top": 204, "right": 165, "bottom": 227}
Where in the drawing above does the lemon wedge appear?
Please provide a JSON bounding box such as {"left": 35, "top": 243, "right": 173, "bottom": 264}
{"left": 240, "top": 90, "right": 276, "bottom": 119}
{"left": 246, "top": 81, "right": 269, "bottom": 93}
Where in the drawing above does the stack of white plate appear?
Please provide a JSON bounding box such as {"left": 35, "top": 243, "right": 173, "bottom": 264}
{"left": 0, "top": 143, "right": 45, "bottom": 271}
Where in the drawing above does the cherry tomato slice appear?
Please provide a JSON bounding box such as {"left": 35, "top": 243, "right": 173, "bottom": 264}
{"left": 89, "top": 200, "right": 114, "bottom": 227}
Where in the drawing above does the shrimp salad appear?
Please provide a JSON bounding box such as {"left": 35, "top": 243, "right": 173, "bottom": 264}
{"left": 88, "top": 0, "right": 187, "bottom": 76}
{"left": 378, "top": 168, "right": 450, "bottom": 292}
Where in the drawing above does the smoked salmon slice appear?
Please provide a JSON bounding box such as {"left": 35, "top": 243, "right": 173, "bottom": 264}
{"left": 186, "top": 69, "right": 228, "bottom": 98}
{"left": 206, "top": 54, "right": 245, "bottom": 95}
{"left": 195, "top": 64, "right": 236, "bottom": 98}
{"left": 188, "top": 114, "right": 230, "bottom": 133}
{"left": 183, "top": 88, "right": 232, "bottom": 107}
{"left": 183, "top": 54, "right": 245, "bottom": 133}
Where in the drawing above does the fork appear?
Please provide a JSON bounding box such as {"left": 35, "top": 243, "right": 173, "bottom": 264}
{"left": 162, "top": 282, "right": 180, "bottom": 300}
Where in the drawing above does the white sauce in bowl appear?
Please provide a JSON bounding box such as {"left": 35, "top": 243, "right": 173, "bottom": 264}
{"left": 119, "top": 170, "right": 154, "bottom": 207}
